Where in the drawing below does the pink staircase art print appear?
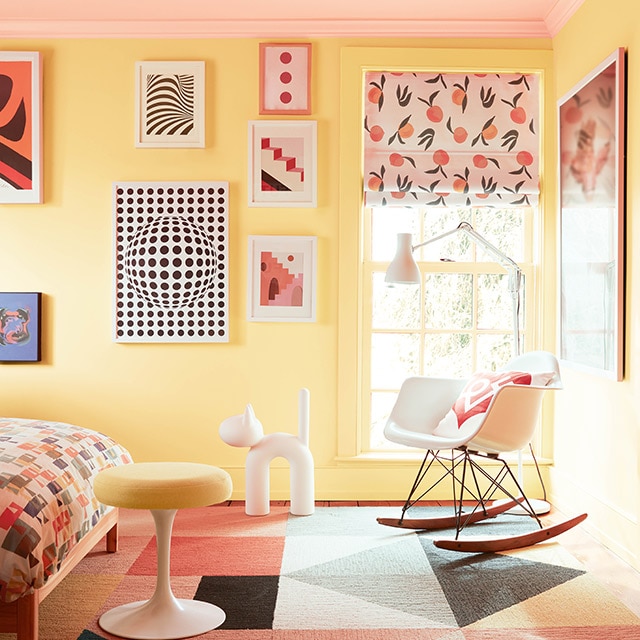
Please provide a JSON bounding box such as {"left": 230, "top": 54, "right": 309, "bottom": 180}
{"left": 260, "top": 251, "right": 304, "bottom": 307}
{"left": 260, "top": 136, "right": 305, "bottom": 192}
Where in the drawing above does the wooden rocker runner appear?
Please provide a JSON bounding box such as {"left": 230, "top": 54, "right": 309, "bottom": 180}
{"left": 377, "top": 351, "right": 588, "bottom": 553}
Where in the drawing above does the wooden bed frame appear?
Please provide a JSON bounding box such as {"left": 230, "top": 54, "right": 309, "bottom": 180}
{"left": 0, "top": 508, "right": 119, "bottom": 640}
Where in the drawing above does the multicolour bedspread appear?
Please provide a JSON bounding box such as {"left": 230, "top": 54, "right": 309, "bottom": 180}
{"left": 0, "top": 418, "right": 132, "bottom": 603}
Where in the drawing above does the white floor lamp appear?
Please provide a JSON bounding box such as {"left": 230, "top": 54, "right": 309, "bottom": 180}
{"left": 385, "top": 221, "right": 550, "bottom": 515}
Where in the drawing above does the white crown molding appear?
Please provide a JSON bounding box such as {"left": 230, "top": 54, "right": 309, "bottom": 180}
{"left": 0, "top": 18, "right": 553, "bottom": 39}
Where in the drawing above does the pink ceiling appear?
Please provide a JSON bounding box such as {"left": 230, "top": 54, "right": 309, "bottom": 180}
{"left": 1, "top": 0, "right": 584, "bottom": 38}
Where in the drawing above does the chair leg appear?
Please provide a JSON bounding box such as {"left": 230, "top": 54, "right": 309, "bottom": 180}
{"left": 465, "top": 453, "right": 543, "bottom": 528}
{"left": 452, "top": 450, "right": 494, "bottom": 537}
{"left": 399, "top": 450, "right": 433, "bottom": 520}
{"left": 398, "top": 449, "right": 468, "bottom": 523}
{"left": 441, "top": 448, "right": 547, "bottom": 538}
{"left": 493, "top": 458, "right": 543, "bottom": 526}
{"left": 98, "top": 508, "right": 227, "bottom": 640}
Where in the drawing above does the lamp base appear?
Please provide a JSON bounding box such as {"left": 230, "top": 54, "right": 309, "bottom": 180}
{"left": 494, "top": 497, "right": 551, "bottom": 516}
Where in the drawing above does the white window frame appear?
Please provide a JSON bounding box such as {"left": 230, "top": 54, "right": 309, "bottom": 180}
{"left": 360, "top": 205, "right": 537, "bottom": 453}
{"left": 337, "top": 47, "right": 555, "bottom": 463}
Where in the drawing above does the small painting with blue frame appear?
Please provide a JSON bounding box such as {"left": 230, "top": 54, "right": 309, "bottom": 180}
{"left": 0, "top": 292, "right": 41, "bottom": 362}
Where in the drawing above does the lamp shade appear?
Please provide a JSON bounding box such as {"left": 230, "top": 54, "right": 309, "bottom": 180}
{"left": 385, "top": 233, "right": 420, "bottom": 284}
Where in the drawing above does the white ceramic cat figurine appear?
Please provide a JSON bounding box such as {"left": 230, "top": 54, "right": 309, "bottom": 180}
{"left": 219, "top": 388, "right": 314, "bottom": 516}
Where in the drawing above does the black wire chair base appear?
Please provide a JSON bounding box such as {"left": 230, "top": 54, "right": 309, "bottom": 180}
{"left": 376, "top": 446, "right": 588, "bottom": 551}
{"left": 396, "top": 447, "right": 543, "bottom": 538}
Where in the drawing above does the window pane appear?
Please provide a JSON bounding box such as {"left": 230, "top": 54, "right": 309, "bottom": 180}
{"left": 423, "top": 333, "right": 473, "bottom": 376}
{"left": 477, "top": 273, "right": 512, "bottom": 330}
{"left": 371, "top": 333, "right": 420, "bottom": 387}
{"left": 363, "top": 201, "right": 533, "bottom": 452}
{"left": 371, "top": 207, "right": 419, "bottom": 261}
{"left": 424, "top": 273, "right": 473, "bottom": 329}
{"left": 418, "top": 209, "right": 473, "bottom": 261}
{"left": 372, "top": 273, "right": 420, "bottom": 329}
{"left": 477, "top": 334, "right": 513, "bottom": 370}
{"left": 370, "top": 391, "right": 405, "bottom": 450}
{"left": 474, "top": 208, "right": 525, "bottom": 262}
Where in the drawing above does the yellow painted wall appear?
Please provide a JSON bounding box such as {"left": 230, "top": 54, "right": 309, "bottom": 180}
{"left": 5, "top": 34, "right": 633, "bottom": 567}
{"left": 0, "top": 37, "right": 553, "bottom": 495}
{"left": 0, "top": 38, "right": 333, "bottom": 471}
{"left": 551, "top": 0, "right": 639, "bottom": 569}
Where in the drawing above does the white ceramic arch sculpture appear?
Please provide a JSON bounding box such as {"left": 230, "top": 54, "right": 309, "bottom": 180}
{"left": 219, "top": 388, "right": 315, "bottom": 516}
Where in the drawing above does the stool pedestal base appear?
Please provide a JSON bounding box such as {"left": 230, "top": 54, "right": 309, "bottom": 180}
{"left": 99, "top": 597, "right": 225, "bottom": 640}
{"left": 98, "top": 508, "right": 226, "bottom": 639}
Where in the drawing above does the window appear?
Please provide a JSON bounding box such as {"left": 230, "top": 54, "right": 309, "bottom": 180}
{"left": 362, "top": 204, "right": 536, "bottom": 451}
{"left": 360, "top": 68, "right": 540, "bottom": 452}
{"left": 336, "top": 47, "right": 553, "bottom": 461}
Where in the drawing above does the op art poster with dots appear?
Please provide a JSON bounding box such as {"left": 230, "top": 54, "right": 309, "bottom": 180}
{"left": 114, "top": 181, "right": 229, "bottom": 343}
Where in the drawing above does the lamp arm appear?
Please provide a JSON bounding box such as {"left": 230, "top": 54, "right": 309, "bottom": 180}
{"left": 388, "top": 222, "right": 523, "bottom": 355}
{"left": 412, "top": 221, "right": 522, "bottom": 291}
{"left": 410, "top": 223, "right": 469, "bottom": 253}
{"left": 458, "top": 223, "right": 521, "bottom": 274}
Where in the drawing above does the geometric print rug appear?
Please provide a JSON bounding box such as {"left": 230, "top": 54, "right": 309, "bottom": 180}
{"left": 11, "top": 505, "right": 639, "bottom": 640}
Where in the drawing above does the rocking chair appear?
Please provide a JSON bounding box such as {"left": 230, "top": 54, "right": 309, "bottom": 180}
{"left": 377, "top": 350, "right": 587, "bottom": 552}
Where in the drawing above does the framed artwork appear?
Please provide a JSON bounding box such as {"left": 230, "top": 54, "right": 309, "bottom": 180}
{"left": 247, "top": 235, "right": 317, "bottom": 322}
{"left": 113, "top": 181, "right": 229, "bottom": 343}
{"left": 558, "top": 47, "right": 626, "bottom": 380}
{"left": 0, "top": 292, "right": 41, "bottom": 362}
{"left": 0, "top": 52, "right": 42, "bottom": 204}
{"left": 135, "top": 61, "right": 205, "bottom": 148}
{"left": 259, "top": 43, "right": 311, "bottom": 115}
{"left": 248, "top": 120, "right": 317, "bottom": 207}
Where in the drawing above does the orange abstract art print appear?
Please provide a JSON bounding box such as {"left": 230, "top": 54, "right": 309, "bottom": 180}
{"left": 0, "top": 52, "right": 41, "bottom": 204}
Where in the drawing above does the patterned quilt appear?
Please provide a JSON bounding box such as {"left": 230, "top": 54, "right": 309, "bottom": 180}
{"left": 0, "top": 418, "right": 132, "bottom": 603}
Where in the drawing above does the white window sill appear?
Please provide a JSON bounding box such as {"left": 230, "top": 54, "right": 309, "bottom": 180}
{"left": 335, "top": 451, "right": 552, "bottom": 467}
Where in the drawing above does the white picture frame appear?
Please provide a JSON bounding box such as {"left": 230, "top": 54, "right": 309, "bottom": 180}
{"left": 0, "top": 51, "right": 42, "bottom": 204}
{"left": 247, "top": 235, "right": 317, "bottom": 322}
{"left": 248, "top": 120, "right": 317, "bottom": 207}
{"left": 135, "top": 61, "right": 205, "bottom": 148}
{"left": 113, "top": 181, "right": 229, "bottom": 343}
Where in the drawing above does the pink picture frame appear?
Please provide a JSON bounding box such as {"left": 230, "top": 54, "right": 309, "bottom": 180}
{"left": 259, "top": 43, "right": 311, "bottom": 115}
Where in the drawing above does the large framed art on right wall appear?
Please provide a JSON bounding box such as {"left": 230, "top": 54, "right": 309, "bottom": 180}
{"left": 558, "top": 47, "right": 626, "bottom": 381}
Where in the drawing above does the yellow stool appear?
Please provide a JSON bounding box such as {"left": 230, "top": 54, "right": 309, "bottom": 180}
{"left": 93, "top": 462, "right": 232, "bottom": 640}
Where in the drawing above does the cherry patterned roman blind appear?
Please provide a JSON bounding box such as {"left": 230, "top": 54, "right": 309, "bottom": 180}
{"left": 363, "top": 71, "right": 540, "bottom": 207}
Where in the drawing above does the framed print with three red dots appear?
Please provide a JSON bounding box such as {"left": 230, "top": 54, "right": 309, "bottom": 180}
{"left": 114, "top": 181, "right": 229, "bottom": 343}
{"left": 259, "top": 43, "right": 311, "bottom": 115}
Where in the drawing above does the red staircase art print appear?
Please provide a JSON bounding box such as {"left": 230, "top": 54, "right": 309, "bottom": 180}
{"left": 260, "top": 136, "right": 305, "bottom": 192}
{"left": 260, "top": 251, "right": 304, "bottom": 307}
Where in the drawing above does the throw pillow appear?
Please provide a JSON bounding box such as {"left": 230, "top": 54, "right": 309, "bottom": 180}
{"left": 433, "top": 370, "right": 557, "bottom": 439}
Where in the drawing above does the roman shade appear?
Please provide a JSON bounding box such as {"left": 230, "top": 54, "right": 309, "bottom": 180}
{"left": 364, "top": 71, "right": 540, "bottom": 207}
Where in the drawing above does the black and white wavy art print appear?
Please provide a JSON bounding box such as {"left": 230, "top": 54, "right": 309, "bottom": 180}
{"left": 145, "top": 73, "right": 196, "bottom": 137}
{"left": 136, "top": 61, "right": 204, "bottom": 148}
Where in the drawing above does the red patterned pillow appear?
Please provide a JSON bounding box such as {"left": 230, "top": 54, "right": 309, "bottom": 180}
{"left": 433, "top": 370, "right": 556, "bottom": 438}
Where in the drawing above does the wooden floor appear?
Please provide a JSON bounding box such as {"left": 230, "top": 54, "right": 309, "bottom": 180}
{"left": 222, "top": 499, "right": 640, "bottom": 618}
{"left": 547, "top": 509, "right": 640, "bottom": 618}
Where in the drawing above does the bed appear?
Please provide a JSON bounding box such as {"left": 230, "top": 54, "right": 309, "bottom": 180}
{"left": 0, "top": 418, "right": 132, "bottom": 640}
